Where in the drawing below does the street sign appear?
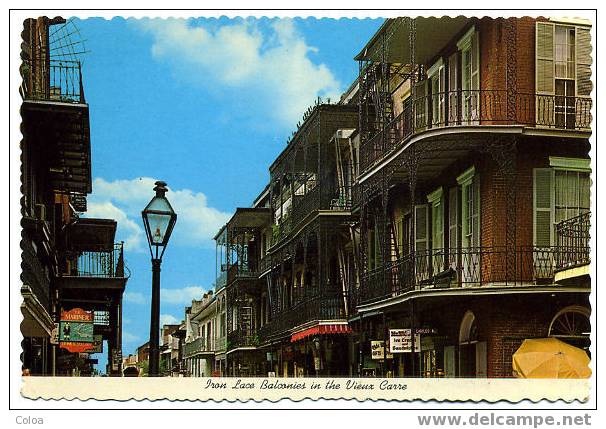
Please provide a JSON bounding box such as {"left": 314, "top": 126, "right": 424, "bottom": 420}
{"left": 59, "top": 308, "right": 94, "bottom": 353}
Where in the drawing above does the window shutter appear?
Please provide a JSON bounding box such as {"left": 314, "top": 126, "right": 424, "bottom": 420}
{"left": 448, "top": 52, "right": 459, "bottom": 124}
{"left": 475, "top": 341, "right": 487, "bottom": 377}
{"left": 536, "top": 22, "right": 555, "bottom": 95}
{"left": 471, "top": 31, "right": 480, "bottom": 91}
{"left": 414, "top": 79, "right": 429, "bottom": 130}
{"left": 472, "top": 175, "right": 481, "bottom": 247}
{"left": 415, "top": 205, "right": 429, "bottom": 252}
{"left": 533, "top": 168, "right": 555, "bottom": 247}
{"left": 449, "top": 187, "right": 459, "bottom": 268}
{"left": 576, "top": 27, "right": 592, "bottom": 97}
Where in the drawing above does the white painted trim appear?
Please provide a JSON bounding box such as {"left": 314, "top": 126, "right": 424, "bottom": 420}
{"left": 427, "top": 58, "right": 444, "bottom": 77}
{"left": 427, "top": 187, "right": 444, "bottom": 204}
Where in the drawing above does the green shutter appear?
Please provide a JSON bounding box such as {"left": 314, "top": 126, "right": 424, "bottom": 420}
{"left": 533, "top": 168, "right": 555, "bottom": 247}
{"left": 415, "top": 205, "right": 429, "bottom": 252}
{"left": 449, "top": 187, "right": 459, "bottom": 268}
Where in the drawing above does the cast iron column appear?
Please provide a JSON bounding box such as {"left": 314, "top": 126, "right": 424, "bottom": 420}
{"left": 149, "top": 258, "right": 162, "bottom": 376}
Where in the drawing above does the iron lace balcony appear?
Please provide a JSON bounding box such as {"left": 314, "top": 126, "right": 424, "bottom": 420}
{"left": 360, "top": 89, "right": 593, "bottom": 173}
{"left": 357, "top": 243, "right": 590, "bottom": 306}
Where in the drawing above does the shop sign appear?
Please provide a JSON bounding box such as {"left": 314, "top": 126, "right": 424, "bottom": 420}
{"left": 50, "top": 323, "right": 59, "bottom": 345}
{"left": 314, "top": 357, "right": 321, "bottom": 370}
{"left": 59, "top": 308, "right": 94, "bottom": 353}
{"left": 371, "top": 340, "right": 383, "bottom": 359}
{"left": 90, "top": 335, "right": 103, "bottom": 353}
{"left": 389, "top": 329, "right": 421, "bottom": 353}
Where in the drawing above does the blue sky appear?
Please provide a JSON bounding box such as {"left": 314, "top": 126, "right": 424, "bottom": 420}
{"left": 74, "top": 17, "right": 382, "bottom": 371}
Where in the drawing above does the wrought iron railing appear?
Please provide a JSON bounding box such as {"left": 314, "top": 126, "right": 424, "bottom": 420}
{"left": 555, "top": 212, "right": 591, "bottom": 271}
{"left": 360, "top": 89, "right": 593, "bottom": 173}
{"left": 357, "top": 245, "right": 587, "bottom": 305}
{"left": 23, "top": 60, "right": 85, "bottom": 104}
{"left": 64, "top": 243, "right": 124, "bottom": 278}
{"left": 183, "top": 336, "right": 214, "bottom": 358}
{"left": 20, "top": 237, "right": 51, "bottom": 311}
{"left": 258, "top": 290, "right": 347, "bottom": 341}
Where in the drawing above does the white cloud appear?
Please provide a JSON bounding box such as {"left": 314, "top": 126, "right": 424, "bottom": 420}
{"left": 85, "top": 177, "right": 230, "bottom": 250}
{"left": 138, "top": 18, "right": 342, "bottom": 126}
{"left": 124, "top": 291, "right": 147, "bottom": 305}
{"left": 161, "top": 285, "right": 206, "bottom": 305}
{"left": 122, "top": 331, "right": 141, "bottom": 344}
{"left": 160, "top": 314, "right": 180, "bottom": 327}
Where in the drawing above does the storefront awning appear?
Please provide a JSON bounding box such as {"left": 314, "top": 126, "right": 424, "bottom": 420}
{"left": 290, "top": 324, "right": 352, "bottom": 343}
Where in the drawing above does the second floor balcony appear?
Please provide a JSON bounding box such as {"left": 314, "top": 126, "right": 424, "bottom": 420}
{"left": 183, "top": 336, "right": 216, "bottom": 358}
{"left": 356, "top": 239, "right": 591, "bottom": 307}
{"left": 360, "top": 89, "right": 592, "bottom": 174}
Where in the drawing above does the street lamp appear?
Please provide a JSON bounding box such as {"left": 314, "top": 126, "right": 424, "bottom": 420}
{"left": 142, "top": 181, "right": 177, "bottom": 376}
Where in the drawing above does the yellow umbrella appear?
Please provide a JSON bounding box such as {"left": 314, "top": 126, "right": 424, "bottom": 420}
{"left": 512, "top": 338, "right": 591, "bottom": 379}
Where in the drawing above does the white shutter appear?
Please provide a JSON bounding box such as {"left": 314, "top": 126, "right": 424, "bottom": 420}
{"left": 576, "top": 26, "right": 592, "bottom": 129}
{"left": 448, "top": 52, "right": 459, "bottom": 124}
{"left": 536, "top": 22, "right": 555, "bottom": 94}
{"left": 533, "top": 168, "right": 555, "bottom": 247}
{"left": 575, "top": 27, "right": 592, "bottom": 97}
{"left": 475, "top": 341, "right": 487, "bottom": 377}
{"left": 536, "top": 22, "right": 555, "bottom": 126}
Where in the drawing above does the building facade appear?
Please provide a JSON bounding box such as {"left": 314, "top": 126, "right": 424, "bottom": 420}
{"left": 176, "top": 16, "right": 592, "bottom": 379}
{"left": 20, "top": 17, "right": 129, "bottom": 376}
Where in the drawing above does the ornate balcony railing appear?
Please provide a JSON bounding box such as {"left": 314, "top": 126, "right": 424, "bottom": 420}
{"left": 62, "top": 243, "right": 125, "bottom": 278}
{"left": 357, "top": 244, "right": 588, "bottom": 306}
{"left": 258, "top": 290, "right": 347, "bottom": 341}
{"left": 23, "top": 60, "right": 85, "bottom": 104}
{"left": 555, "top": 212, "right": 591, "bottom": 271}
{"left": 183, "top": 336, "right": 214, "bottom": 358}
{"left": 360, "top": 89, "right": 593, "bottom": 173}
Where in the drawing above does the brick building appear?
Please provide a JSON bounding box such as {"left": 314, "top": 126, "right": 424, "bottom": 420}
{"left": 20, "top": 17, "right": 129, "bottom": 376}
{"left": 177, "top": 15, "right": 592, "bottom": 378}
{"left": 350, "top": 16, "right": 591, "bottom": 377}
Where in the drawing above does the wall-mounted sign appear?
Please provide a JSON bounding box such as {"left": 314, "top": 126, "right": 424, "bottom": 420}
{"left": 389, "top": 329, "right": 421, "bottom": 353}
{"left": 371, "top": 340, "right": 383, "bottom": 359}
{"left": 59, "top": 308, "right": 94, "bottom": 353}
{"left": 90, "top": 335, "right": 103, "bottom": 353}
{"left": 371, "top": 340, "right": 393, "bottom": 360}
{"left": 50, "top": 323, "right": 59, "bottom": 345}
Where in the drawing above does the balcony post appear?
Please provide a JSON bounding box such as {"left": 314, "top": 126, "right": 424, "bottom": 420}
{"left": 505, "top": 18, "right": 518, "bottom": 123}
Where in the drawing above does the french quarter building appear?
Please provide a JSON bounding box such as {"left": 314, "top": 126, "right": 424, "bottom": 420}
{"left": 178, "top": 16, "right": 591, "bottom": 378}
{"left": 20, "top": 17, "right": 129, "bottom": 376}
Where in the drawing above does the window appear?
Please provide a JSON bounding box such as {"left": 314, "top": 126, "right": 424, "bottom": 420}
{"left": 427, "top": 187, "right": 445, "bottom": 273}
{"left": 533, "top": 157, "right": 591, "bottom": 248}
{"left": 536, "top": 22, "right": 592, "bottom": 129}
{"left": 428, "top": 59, "right": 445, "bottom": 126}
{"left": 457, "top": 167, "right": 480, "bottom": 285}
{"left": 457, "top": 27, "right": 480, "bottom": 124}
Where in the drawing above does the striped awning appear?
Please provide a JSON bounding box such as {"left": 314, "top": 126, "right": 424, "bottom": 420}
{"left": 290, "top": 324, "right": 352, "bottom": 343}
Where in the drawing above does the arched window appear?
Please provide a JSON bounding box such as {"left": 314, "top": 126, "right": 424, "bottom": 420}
{"left": 549, "top": 306, "right": 590, "bottom": 341}
{"left": 459, "top": 310, "right": 478, "bottom": 345}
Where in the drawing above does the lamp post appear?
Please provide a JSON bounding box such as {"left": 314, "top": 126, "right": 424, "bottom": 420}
{"left": 142, "top": 181, "right": 177, "bottom": 376}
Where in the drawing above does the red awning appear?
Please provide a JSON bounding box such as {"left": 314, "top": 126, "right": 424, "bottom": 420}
{"left": 290, "top": 324, "right": 352, "bottom": 343}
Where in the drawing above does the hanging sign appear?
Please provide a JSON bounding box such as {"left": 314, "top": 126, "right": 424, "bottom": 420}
{"left": 389, "top": 329, "right": 421, "bottom": 353}
{"left": 90, "top": 335, "right": 104, "bottom": 353}
{"left": 59, "top": 308, "right": 94, "bottom": 353}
